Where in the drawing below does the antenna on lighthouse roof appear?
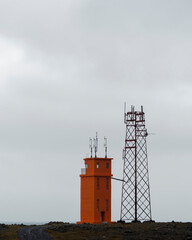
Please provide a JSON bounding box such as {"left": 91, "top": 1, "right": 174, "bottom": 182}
{"left": 93, "top": 132, "right": 98, "bottom": 158}
{"left": 104, "top": 137, "right": 107, "bottom": 158}
{"left": 89, "top": 138, "right": 93, "bottom": 158}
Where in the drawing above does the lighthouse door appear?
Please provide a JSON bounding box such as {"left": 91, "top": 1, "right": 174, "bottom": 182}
{"left": 100, "top": 211, "right": 105, "bottom": 222}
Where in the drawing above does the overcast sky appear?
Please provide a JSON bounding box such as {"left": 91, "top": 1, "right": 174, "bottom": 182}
{"left": 0, "top": 0, "right": 192, "bottom": 223}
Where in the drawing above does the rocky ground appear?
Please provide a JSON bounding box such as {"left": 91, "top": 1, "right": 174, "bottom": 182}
{"left": 1, "top": 222, "right": 192, "bottom": 239}
{"left": 19, "top": 226, "right": 51, "bottom": 240}
{"left": 46, "top": 221, "right": 192, "bottom": 240}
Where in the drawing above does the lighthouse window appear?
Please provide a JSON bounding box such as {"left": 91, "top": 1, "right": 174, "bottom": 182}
{"left": 97, "top": 177, "right": 99, "bottom": 189}
{"left": 97, "top": 199, "right": 99, "bottom": 211}
{"left": 106, "top": 199, "right": 109, "bottom": 211}
{"left": 96, "top": 162, "right": 99, "bottom": 168}
{"left": 106, "top": 163, "right": 109, "bottom": 168}
{"left": 106, "top": 178, "right": 109, "bottom": 189}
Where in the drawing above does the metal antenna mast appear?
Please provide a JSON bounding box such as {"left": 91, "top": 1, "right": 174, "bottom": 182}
{"left": 104, "top": 137, "right": 107, "bottom": 158}
{"left": 89, "top": 138, "right": 93, "bottom": 158}
{"left": 93, "top": 132, "right": 98, "bottom": 158}
{"left": 120, "top": 105, "right": 152, "bottom": 222}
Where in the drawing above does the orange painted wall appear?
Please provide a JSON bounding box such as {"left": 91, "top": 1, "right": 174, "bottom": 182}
{"left": 79, "top": 157, "right": 113, "bottom": 224}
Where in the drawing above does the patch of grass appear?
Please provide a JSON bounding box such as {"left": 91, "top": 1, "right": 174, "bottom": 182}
{"left": 47, "top": 229, "right": 121, "bottom": 240}
{"left": 0, "top": 225, "right": 20, "bottom": 240}
{"left": 47, "top": 222, "right": 192, "bottom": 240}
{"left": 47, "top": 224, "right": 125, "bottom": 240}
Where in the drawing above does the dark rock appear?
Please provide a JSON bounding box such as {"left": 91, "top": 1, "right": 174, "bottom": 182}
{"left": 124, "top": 229, "right": 133, "bottom": 234}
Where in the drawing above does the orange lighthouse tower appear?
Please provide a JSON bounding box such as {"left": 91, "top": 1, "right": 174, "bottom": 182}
{"left": 78, "top": 135, "right": 113, "bottom": 223}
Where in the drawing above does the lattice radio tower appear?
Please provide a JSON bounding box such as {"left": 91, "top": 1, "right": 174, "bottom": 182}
{"left": 120, "top": 105, "right": 152, "bottom": 222}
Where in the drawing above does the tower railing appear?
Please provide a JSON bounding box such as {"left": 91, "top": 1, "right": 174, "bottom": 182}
{"left": 81, "top": 168, "right": 86, "bottom": 175}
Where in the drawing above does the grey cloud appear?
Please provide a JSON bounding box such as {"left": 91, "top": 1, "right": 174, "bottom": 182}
{"left": 0, "top": 0, "right": 192, "bottom": 223}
